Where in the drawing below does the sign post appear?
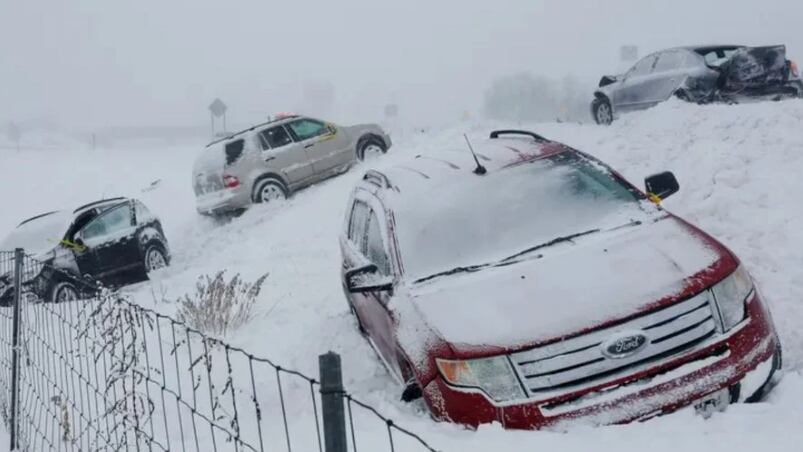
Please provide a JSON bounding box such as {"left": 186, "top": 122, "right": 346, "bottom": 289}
{"left": 7, "top": 123, "right": 21, "bottom": 152}
{"left": 208, "top": 98, "right": 228, "bottom": 136}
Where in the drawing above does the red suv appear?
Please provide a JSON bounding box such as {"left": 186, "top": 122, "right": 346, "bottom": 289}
{"left": 339, "top": 130, "right": 781, "bottom": 429}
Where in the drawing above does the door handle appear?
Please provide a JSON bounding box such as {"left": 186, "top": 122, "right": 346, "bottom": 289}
{"left": 304, "top": 143, "right": 314, "bottom": 149}
{"left": 265, "top": 156, "right": 275, "bottom": 162}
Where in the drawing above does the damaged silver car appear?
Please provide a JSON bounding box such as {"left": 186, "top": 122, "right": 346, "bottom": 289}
{"left": 591, "top": 45, "right": 803, "bottom": 124}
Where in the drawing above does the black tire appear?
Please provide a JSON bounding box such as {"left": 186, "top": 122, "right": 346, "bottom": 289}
{"left": 357, "top": 137, "right": 387, "bottom": 161}
{"left": 592, "top": 97, "right": 614, "bottom": 125}
{"left": 399, "top": 360, "right": 422, "bottom": 402}
{"left": 252, "top": 178, "right": 288, "bottom": 204}
{"left": 49, "top": 281, "right": 79, "bottom": 304}
{"left": 143, "top": 242, "right": 169, "bottom": 274}
{"left": 744, "top": 344, "right": 783, "bottom": 403}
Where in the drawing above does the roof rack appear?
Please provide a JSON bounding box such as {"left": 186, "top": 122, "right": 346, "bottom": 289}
{"left": 363, "top": 170, "right": 392, "bottom": 188}
{"left": 205, "top": 115, "right": 300, "bottom": 148}
{"left": 489, "top": 129, "right": 548, "bottom": 142}
{"left": 18, "top": 211, "right": 59, "bottom": 227}
{"left": 73, "top": 197, "right": 128, "bottom": 214}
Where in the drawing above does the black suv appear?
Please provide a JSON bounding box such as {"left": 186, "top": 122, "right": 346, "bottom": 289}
{"left": 0, "top": 197, "right": 170, "bottom": 303}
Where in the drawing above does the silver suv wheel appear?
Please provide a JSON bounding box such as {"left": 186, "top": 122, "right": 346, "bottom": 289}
{"left": 254, "top": 180, "right": 287, "bottom": 203}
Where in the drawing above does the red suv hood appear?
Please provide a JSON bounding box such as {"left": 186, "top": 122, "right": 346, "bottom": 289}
{"left": 407, "top": 216, "right": 734, "bottom": 356}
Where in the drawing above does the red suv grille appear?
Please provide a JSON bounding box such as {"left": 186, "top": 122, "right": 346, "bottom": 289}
{"left": 509, "top": 291, "right": 718, "bottom": 396}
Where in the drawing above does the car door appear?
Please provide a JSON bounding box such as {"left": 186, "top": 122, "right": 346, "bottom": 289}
{"left": 342, "top": 198, "right": 403, "bottom": 380}
{"left": 613, "top": 54, "right": 658, "bottom": 111}
{"left": 67, "top": 209, "right": 103, "bottom": 277}
{"left": 651, "top": 50, "right": 688, "bottom": 101}
{"left": 75, "top": 202, "right": 141, "bottom": 280}
{"left": 257, "top": 125, "right": 315, "bottom": 186}
{"left": 286, "top": 118, "right": 351, "bottom": 176}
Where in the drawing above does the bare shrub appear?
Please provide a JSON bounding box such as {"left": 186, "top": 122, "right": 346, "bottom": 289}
{"left": 177, "top": 271, "right": 268, "bottom": 337}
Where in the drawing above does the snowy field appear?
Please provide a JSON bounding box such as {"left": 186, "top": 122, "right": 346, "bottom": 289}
{"left": 2, "top": 99, "right": 803, "bottom": 451}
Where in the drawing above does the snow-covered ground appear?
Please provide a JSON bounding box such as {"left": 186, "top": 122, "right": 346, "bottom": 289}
{"left": 2, "top": 99, "right": 803, "bottom": 451}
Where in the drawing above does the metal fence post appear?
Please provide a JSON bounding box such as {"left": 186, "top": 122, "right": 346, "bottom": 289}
{"left": 319, "top": 352, "right": 347, "bottom": 452}
{"left": 9, "top": 248, "right": 23, "bottom": 451}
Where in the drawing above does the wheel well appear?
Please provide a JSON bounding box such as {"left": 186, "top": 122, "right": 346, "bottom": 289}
{"left": 143, "top": 240, "right": 170, "bottom": 265}
{"left": 593, "top": 92, "right": 611, "bottom": 103}
{"left": 47, "top": 277, "right": 83, "bottom": 303}
{"left": 251, "top": 173, "right": 289, "bottom": 200}
{"left": 357, "top": 134, "right": 385, "bottom": 149}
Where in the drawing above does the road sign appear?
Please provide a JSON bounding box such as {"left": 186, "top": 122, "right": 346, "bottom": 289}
{"left": 620, "top": 45, "right": 639, "bottom": 62}
{"left": 6, "top": 123, "right": 20, "bottom": 143}
{"left": 208, "top": 98, "right": 228, "bottom": 118}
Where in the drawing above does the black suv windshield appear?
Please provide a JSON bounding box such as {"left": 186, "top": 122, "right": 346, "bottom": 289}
{"left": 393, "top": 151, "right": 648, "bottom": 282}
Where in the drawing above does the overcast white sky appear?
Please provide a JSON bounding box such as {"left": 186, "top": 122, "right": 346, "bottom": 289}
{"left": 1, "top": 0, "right": 801, "bottom": 129}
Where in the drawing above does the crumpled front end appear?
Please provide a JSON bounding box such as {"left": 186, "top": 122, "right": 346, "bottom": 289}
{"left": 717, "top": 45, "right": 802, "bottom": 100}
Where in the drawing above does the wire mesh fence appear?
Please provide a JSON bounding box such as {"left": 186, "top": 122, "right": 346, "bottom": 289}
{"left": 0, "top": 250, "right": 441, "bottom": 452}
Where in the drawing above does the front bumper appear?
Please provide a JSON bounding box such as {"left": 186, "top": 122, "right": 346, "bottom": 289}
{"left": 422, "top": 291, "right": 780, "bottom": 429}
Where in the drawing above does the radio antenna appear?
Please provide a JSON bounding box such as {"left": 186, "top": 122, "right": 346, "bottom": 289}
{"left": 463, "top": 134, "right": 487, "bottom": 175}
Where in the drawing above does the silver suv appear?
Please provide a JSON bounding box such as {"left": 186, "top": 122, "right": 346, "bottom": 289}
{"left": 193, "top": 115, "right": 391, "bottom": 214}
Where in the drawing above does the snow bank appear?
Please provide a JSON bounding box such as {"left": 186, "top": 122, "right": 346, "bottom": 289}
{"left": 2, "top": 98, "right": 803, "bottom": 450}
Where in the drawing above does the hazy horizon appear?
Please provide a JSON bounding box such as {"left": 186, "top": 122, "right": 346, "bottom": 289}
{"left": 2, "top": 0, "right": 802, "bottom": 131}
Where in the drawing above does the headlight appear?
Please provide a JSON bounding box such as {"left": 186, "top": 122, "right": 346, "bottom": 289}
{"left": 436, "top": 356, "right": 525, "bottom": 403}
{"left": 711, "top": 265, "right": 753, "bottom": 330}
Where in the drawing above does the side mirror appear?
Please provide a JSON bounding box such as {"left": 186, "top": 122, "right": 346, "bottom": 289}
{"left": 645, "top": 171, "right": 680, "bottom": 202}
{"left": 345, "top": 264, "right": 393, "bottom": 294}
{"left": 60, "top": 238, "right": 87, "bottom": 252}
{"left": 327, "top": 123, "right": 337, "bottom": 134}
{"left": 599, "top": 75, "right": 619, "bottom": 87}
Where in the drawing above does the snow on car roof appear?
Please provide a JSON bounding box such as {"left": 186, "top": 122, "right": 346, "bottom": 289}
{"left": 1, "top": 210, "right": 74, "bottom": 256}
{"left": 205, "top": 115, "right": 300, "bottom": 148}
{"left": 73, "top": 197, "right": 128, "bottom": 214}
{"left": 367, "top": 135, "right": 567, "bottom": 196}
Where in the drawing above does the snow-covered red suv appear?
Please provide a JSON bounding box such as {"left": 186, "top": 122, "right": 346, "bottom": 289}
{"left": 339, "top": 130, "right": 782, "bottom": 429}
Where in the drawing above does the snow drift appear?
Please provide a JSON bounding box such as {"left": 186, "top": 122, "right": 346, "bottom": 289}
{"left": 2, "top": 98, "right": 803, "bottom": 450}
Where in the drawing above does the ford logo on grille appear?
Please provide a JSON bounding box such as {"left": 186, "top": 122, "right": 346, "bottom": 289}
{"left": 600, "top": 331, "right": 649, "bottom": 359}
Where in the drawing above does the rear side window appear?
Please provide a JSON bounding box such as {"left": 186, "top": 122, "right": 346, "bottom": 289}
{"left": 629, "top": 55, "right": 656, "bottom": 77}
{"left": 348, "top": 201, "right": 371, "bottom": 253}
{"left": 702, "top": 49, "right": 739, "bottom": 67}
{"left": 259, "top": 126, "right": 294, "bottom": 150}
{"left": 225, "top": 139, "right": 245, "bottom": 165}
{"left": 134, "top": 201, "right": 154, "bottom": 224}
{"left": 365, "top": 211, "right": 391, "bottom": 275}
{"left": 287, "top": 119, "right": 329, "bottom": 141}
{"left": 80, "top": 204, "right": 133, "bottom": 241}
{"left": 654, "top": 51, "right": 684, "bottom": 72}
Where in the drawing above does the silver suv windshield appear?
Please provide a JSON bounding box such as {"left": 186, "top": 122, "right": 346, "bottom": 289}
{"left": 393, "top": 152, "right": 650, "bottom": 283}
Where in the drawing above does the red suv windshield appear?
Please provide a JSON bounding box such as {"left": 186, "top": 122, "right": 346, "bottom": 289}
{"left": 393, "top": 152, "right": 648, "bottom": 282}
